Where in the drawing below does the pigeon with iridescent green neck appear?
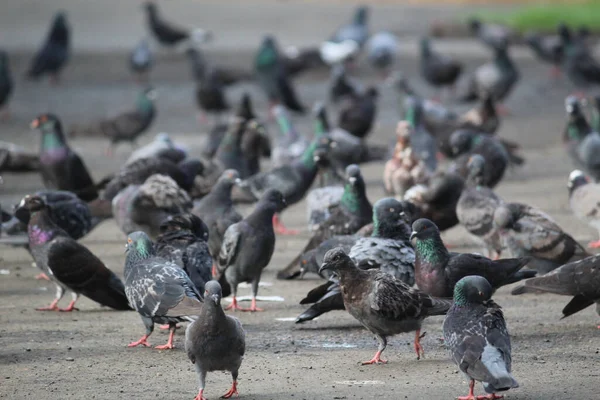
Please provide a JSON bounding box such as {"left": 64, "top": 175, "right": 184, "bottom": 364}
{"left": 444, "top": 275, "right": 518, "bottom": 400}
{"left": 278, "top": 164, "right": 372, "bottom": 279}
{"left": 411, "top": 218, "right": 535, "bottom": 298}
{"left": 32, "top": 114, "right": 98, "bottom": 202}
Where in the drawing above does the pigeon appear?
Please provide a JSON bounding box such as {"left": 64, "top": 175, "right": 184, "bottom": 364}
{"left": 338, "top": 86, "right": 378, "bottom": 139}
{"left": 26, "top": 11, "right": 70, "bottom": 83}
{"left": 455, "top": 154, "right": 504, "bottom": 258}
{"left": 211, "top": 117, "right": 255, "bottom": 179}
{"left": 270, "top": 105, "right": 308, "bottom": 168}
{"left": 143, "top": 1, "right": 211, "bottom": 48}
{"left": 305, "top": 186, "right": 345, "bottom": 233}
{"left": 403, "top": 171, "right": 465, "bottom": 231}
{"left": 511, "top": 254, "right": 600, "bottom": 326}
{"left": 254, "top": 36, "right": 305, "bottom": 114}
{"left": 32, "top": 114, "right": 99, "bottom": 202}
{"left": 402, "top": 96, "right": 438, "bottom": 172}
{"left": 562, "top": 96, "right": 600, "bottom": 181}
{"left": 23, "top": 195, "right": 131, "bottom": 312}
{"left": 319, "top": 247, "right": 451, "bottom": 363}
{"left": 126, "top": 133, "right": 187, "bottom": 165}
{"left": 383, "top": 121, "right": 432, "bottom": 199}
{"left": 419, "top": 37, "right": 462, "bottom": 97}
{"left": 195, "top": 65, "right": 230, "bottom": 124}
{"left": 456, "top": 92, "right": 501, "bottom": 135}
{"left": 0, "top": 51, "right": 13, "bottom": 118}
{"left": 493, "top": 202, "right": 590, "bottom": 274}
{"left": 278, "top": 164, "right": 372, "bottom": 279}
{"left": 525, "top": 31, "right": 563, "bottom": 78}
{"left": 240, "top": 120, "right": 271, "bottom": 178}
{"left": 443, "top": 276, "right": 519, "bottom": 400}
{"left": 129, "top": 38, "right": 153, "bottom": 82}
{"left": 125, "top": 231, "right": 203, "bottom": 349}
{"left": 102, "top": 156, "right": 203, "bottom": 201}
{"left": 185, "top": 47, "right": 253, "bottom": 87}
{"left": 330, "top": 6, "right": 369, "bottom": 48}
{"left": 297, "top": 198, "right": 416, "bottom": 324}
{"left": 558, "top": 24, "right": 600, "bottom": 90}
{"left": 69, "top": 88, "right": 157, "bottom": 156}
{"left": 281, "top": 45, "right": 326, "bottom": 77}
{"left": 185, "top": 280, "right": 245, "bottom": 400}
{"left": 319, "top": 40, "right": 360, "bottom": 66}
{"left": 193, "top": 170, "right": 243, "bottom": 260}
{"left": 329, "top": 64, "right": 361, "bottom": 104}
{"left": 457, "top": 43, "right": 519, "bottom": 113}
{"left": 217, "top": 189, "right": 285, "bottom": 311}
{"left": 411, "top": 218, "right": 535, "bottom": 298}
{"left": 112, "top": 174, "right": 192, "bottom": 239}
{"left": 449, "top": 129, "right": 510, "bottom": 189}
{"left": 567, "top": 170, "right": 600, "bottom": 248}
{"left": 0, "top": 141, "right": 40, "bottom": 173}
{"left": 366, "top": 32, "right": 398, "bottom": 75}
{"left": 468, "top": 18, "right": 515, "bottom": 49}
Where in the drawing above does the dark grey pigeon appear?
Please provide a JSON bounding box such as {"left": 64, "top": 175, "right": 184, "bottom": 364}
{"left": 419, "top": 37, "right": 462, "bottom": 95}
{"left": 0, "top": 51, "right": 13, "bottom": 116}
{"left": 444, "top": 276, "right": 519, "bottom": 400}
{"left": 411, "top": 218, "right": 535, "bottom": 298}
{"left": 337, "top": 87, "right": 378, "bottom": 139}
{"left": 511, "top": 254, "right": 600, "bottom": 326}
{"left": 126, "top": 133, "right": 187, "bottom": 165}
{"left": 558, "top": 24, "right": 600, "bottom": 89}
{"left": 217, "top": 189, "right": 285, "bottom": 311}
{"left": 144, "top": 1, "right": 210, "bottom": 48}
{"left": 124, "top": 231, "right": 203, "bottom": 349}
{"left": 455, "top": 154, "right": 504, "bottom": 258}
{"left": 193, "top": 170, "right": 243, "bottom": 259}
{"left": 319, "top": 248, "right": 451, "bottom": 364}
{"left": 185, "top": 280, "right": 245, "bottom": 400}
{"left": 26, "top": 12, "right": 70, "bottom": 83}
{"left": 329, "top": 64, "right": 360, "bottom": 104}
{"left": 155, "top": 213, "right": 212, "bottom": 294}
{"left": 23, "top": 195, "right": 131, "bottom": 312}
{"left": 297, "top": 198, "right": 416, "bottom": 324}
{"left": 493, "top": 202, "right": 590, "bottom": 274}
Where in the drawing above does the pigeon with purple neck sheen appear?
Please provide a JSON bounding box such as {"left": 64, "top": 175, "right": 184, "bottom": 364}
{"left": 124, "top": 230, "right": 203, "bottom": 350}
{"left": 411, "top": 218, "right": 535, "bottom": 298}
{"left": 217, "top": 189, "right": 285, "bottom": 312}
{"left": 319, "top": 247, "right": 451, "bottom": 364}
{"left": 444, "top": 276, "right": 519, "bottom": 400}
{"left": 23, "top": 195, "right": 131, "bottom": 312}
{"left": 185, "top": 280, "right": 245, "bottom": 400}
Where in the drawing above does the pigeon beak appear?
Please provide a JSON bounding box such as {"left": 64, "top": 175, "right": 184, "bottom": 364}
{"left": 409, "top": 231, "right": 417, "bottom": 241}
{"left": 30, "top": 118, "right": 40, "bottom": 129}
{"left": 318, "top": 262, "right": 331, "bottom": 274}
{"left": 234, "top": 178, "right": 242, "bottom": 186}
{"left": 210, "top": 294, "right": 220, "bottom": 304}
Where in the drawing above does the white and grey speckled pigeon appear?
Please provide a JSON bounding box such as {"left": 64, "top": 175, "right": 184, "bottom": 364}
{"left": 305, "top": 186, "right": 345, "bottom": 233}
{"left": 444, "top": 275, "right": 519, "bottom": 400}
{"left": 185, "top": 280, "right": 245, "bottom": 400}
{"left": 124, "top": 231, "right": 202, "bottom": 350}
{"left": 568, "top": 170, "right": 600, "bottom": 249}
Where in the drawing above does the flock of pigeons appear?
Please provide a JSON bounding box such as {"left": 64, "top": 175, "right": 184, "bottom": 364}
{"left": 2, "top": 3, "right": 600, "bottom": 400}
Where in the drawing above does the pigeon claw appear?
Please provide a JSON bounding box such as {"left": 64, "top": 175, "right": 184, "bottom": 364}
{"left": 221, "top": 380, "right": 239, "bottom": 399}
{"left": 458, "top": 379, "right": 476, "bottom": 400}
{"left": 36, "top": 299, "right": 60, "bottom": 311}
{"left": 587, "top": 240, "right": 600, "bottom": 249}
{"left": 58, "top": 300, "right": 79, "bottom": 312}
{"left": 155, "top": 327, "right": 176, "bottom": 350}
{"left": 241, "top": 298, "right": 263, "bottom": 312}
{"left": 193, "top": 389, "right": 208, "bottom": 400}
{"left": 361, "top": 350, "right": 387, "bottom": 365}
{"left": 476, "top": 395, "right": 503, "bottom": 400}
{"left": 127, "top": 335, "right": 151, "bottom": 348}
{"left": 414, "top": 330, "right": 426, "bottom": 360}
{"left": 35, "top": 273, "right": 51, "bottom": 281}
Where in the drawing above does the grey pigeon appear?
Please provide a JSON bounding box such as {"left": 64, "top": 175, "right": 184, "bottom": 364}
{"left": 155, "top": 213, "right": 212, "bottom": 294}
{"left": 305, "top": 186, "right": 345, "bottom": 233}
{"left": 443, "top": 276, "right": 519, "bottom": 400}
{"left": 419, "top": 37, "right": 462, "bottom": 96}
{"left": 319, "top": 247, "right": 451, "bottom": 363}
{"left": 562, "top": 96, "right": 600, "bottom": 181}
{"left": 297, "top": 198, "right": 416, "bottom": 323}
{"left": 216, "top": 189, "right": 285, "bottom": 311}
{"left": 511, "top": 254, "right": 600, "bottom": 326}
{"left": 26, "top": 12, "right": 70, "bottom": 83}
{"left": 329, "top": 64, "right": 361, "bottom": 104}
{"left": 0, "top": 51, "right": 13, "bottom": 117}
{"left": 567, "top": 170, "right": 600, "bottom": 249}
{"left": 330, "top": 6, "right": 369, "bottom": 48}
{"left": 112, "top": 174, "right": 192, "bottom": 239}
{"left": 23, "top": 195, "right": 131, "bottom": 312}
{"left": 144, "top": 1, "right": 210, "bottom": 48}
{"left": 337, "top": 86, "right": 378, "bottom": 139}
{"left": 493, "top": 202, "right": 590, "bottom": 274}
{"left": 195, "top": 64, "right": 230, "bottom": 124}
{"left": 129, "top": 38, "right": 153, "bottom": 81}
{"left": 124, "top": 231, "right": 203, "bottom": 349}
{"left": 126, "top": 133, "right": 187, "bottom": 165}
{"left": 525, "top": 31, "right": 563, "bottom": 78}
{"left": 193, "top": 169, "right": 243, "bottom": 259}
{"left": 185, "top": 47, "right": 253, "bottom": 87}
{"left": 402, "top": 96, "right": 438, "bottom": 172}
{"left": 366, "top": 32, "right": 398, "bottom": 74}
{"left": 469, "top": 18, "right": 515, "bottom": 49}
{"left": 456, "top": 154, "right": 504, "bottom": 258}
{"left": 185, "top": 280, "right": 245, "bottom": 400}
{"left": 411, "top": 218, "right": 535, "bottom": 298}
{"left": 558, "top": 24, "right": 600, "bottom": 89}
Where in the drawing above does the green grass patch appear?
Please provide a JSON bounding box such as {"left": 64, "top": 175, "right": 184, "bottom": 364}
{"left": 472, "top": 1, "right": 600, "bottom": 33}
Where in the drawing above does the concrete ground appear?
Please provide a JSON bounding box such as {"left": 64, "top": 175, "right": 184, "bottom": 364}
{"left": 1, "top": 1, "right": 599, "bottom": 400}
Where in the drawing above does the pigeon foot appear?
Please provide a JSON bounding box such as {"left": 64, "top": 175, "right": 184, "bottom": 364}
{"left": 225, "top": 297, "right": 247, "bottom": 312}
{"left": 457, "top": 380, "right": 476, "bottom": 400}
{"left": 476, "top": 395, "right": 503, "bottom": 400}
{"left": 414, "top": 330, "right": 426, "bottom": 360}
{"left": 35, "top": 273, "right": 51, "bottom": 281}
{"left": 361, "top": 350, "right": 387, "bottom": 365}
{"left": 128, "top": 334, "right": 151, "bottom": 348}
{"left": 273, "top": 214, "right": 299, "bottom": 235}
{"left": 221, "top": 380, "right": 238, "bottom": 399}
{"left": 58, "top": 300, "right": 79, "bottom": 312}
{"left": 155, "top": 327, "right": 176, "bottom": 349}
{"left": 36, "top": 298, "right": 60, "bottom": 311}
{"left": 193, "top": 389, "right": 208, "bottom": 400}
{"left": 240, "top": 298, "right": 263, "bottom": 312}
{"left": 587, "top": 240, "right": 600, "bottom": 249}
{"left": 212, "top": 264, "right": 218, "bottom": 278}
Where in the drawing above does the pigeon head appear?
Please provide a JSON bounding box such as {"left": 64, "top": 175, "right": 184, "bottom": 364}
{"left": 259, "top": 189, "right": 286, "bottom": 212}
{"left": 558, "top": 23, "right": 572, "bottom": 43}
{"left": 319, "top": 247, "right": 354, "bottom": 275}
{"left": 345, "top": 164, "right": 362, "bottom": 186}
{"left": 466, "top": 154, "right": 486, "bottom": 185}
{"left": 31, "top": 113, "right": 62, "bottom": 132}
{"left": 313, "top": 148, "right": 329, "bottom": 168}
{"left": 353, "top": 6, "right": 369, "bottom": 25}
{"left": 49, "top": 11, "right": 69, "bottom": 43}
{"left": 450, "top": 129, "right": 477, "bottom": 156}
{"left": 204, "top": 280, "right": 222, "bottom": 305}
{"left": 236, "top": 93, "right": 255, "bottom": 121}
{"left": 218, "top": 169, "right": 241, "bottom": 187}
{"left": 142, "top": 87, "right": 158, "bottom": 101}
{"left": 256, "top": 36, "right": 279, "bottom": 68}
{"left": 468, "top": 18, "right": 482, "bottom": 33}
{"left": 493, "top": 205, "right": 516, "bottom": 231}
{"left": 340, "top": 164, "right": 366, "bottom": 213}
{"left": 567, "top": 169, "right": 590, "bottom": 194}
{"left": 155, "top": 133, "right": 172, "bottom": 144}
{"left": 453, "top": 275, "right": 493, "bottom": 306}
{"left": 20, "top": 195, "right": 47, "bottom": 213}
{"left": 410, "top": 218, "right": 440, "bottom": 242}
{"left": 178, "top": 158, "right": 204, "bottom": 183}
{"left": 144, "top": 1, "right": 157, "bottom": 14}
{"left": 126, "top": 231, "right": 156, "bottom": 261}
{"left": 159, "top": 213, "right": 209, "bottom": 241}
{"left": 365, "top": 86, "right": 379, "bottom": 98}
{"left": 565, "top": 95, "right": 582, "bottom": 115}
{"left": 372, "top": 197, "right": 411, "bottom": 239}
